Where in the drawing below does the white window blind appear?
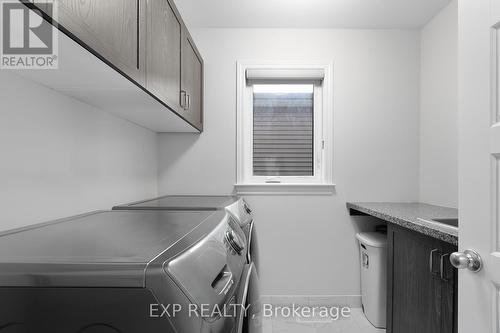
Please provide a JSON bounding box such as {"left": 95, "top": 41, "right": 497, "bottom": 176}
{"left": 246, "top": 68, "right": 325, "bottom": 82}
{"left": 252, "top": 84, "right": 314, "bottom": 176}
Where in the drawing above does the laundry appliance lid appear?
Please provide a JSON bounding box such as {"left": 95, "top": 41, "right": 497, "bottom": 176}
{"left": 113, "top": 195, "right": 239, "bottom": 211}
{"left": 0, "top": 210, "right": 220, "bottom": 288}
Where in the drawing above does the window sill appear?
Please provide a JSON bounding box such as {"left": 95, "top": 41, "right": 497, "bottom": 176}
{"left": 234, "top": 183, "right": 336, "bottom": 195}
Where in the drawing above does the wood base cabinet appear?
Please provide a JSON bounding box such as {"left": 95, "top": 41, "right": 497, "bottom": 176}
{"left": 387, "top": 224, "right": 457, "bottom": 333}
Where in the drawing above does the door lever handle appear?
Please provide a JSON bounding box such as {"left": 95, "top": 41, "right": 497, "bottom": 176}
{"left": 450, "top": 250, "right": 482, "bottom": 272}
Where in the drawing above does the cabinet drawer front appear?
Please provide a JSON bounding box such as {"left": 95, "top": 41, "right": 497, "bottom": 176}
{"left": 146, "top": 0, "right": 181, "bottom": 111}
{"left": 56, "top": 0, "right": 144, "bottom": 83}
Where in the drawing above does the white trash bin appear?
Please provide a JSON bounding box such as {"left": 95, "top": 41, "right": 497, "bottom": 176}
{"left": 355, "top": 232, "right": 387, "bottom": 329}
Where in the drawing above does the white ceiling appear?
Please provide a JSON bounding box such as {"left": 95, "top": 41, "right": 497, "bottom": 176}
{"left": 174, "top": 0, "right": 452, "bottom": 29}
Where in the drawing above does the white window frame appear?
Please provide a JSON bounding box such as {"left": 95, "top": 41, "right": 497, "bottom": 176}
{"left": 235, "top": 61, "right": 334, "bottom": 195}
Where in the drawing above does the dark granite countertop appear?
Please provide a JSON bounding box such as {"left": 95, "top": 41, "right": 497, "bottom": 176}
{"left": 346, "top": 202, "right": 458, "bottom": 245}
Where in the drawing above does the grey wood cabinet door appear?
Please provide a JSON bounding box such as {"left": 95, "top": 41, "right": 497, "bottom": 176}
{"left": 387, "top": 225, "right": 457, "bottom": 333}
{"left": 388, "top": 225, "right": 442, "bottom": 333}
{"left": 440, "top": 242, "right": 458, "bottom": 333}
{"left": 180, "top": 30, "right": 203, "bottom": 131}
{"left": 146, "top": 0, "right": 181, "bottom": 112}
{"left": 53, "top": 0, "right": 146, "bottom": 85}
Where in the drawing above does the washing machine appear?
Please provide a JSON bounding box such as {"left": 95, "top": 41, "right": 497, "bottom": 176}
{"left": 0, "top": 210, "right": 261, "bottom": 333}
{"left": 113, "top": 195, "right": 259, "bottom": 273}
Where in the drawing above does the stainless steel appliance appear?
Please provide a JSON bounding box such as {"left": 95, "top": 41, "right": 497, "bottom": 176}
{"left": 113, "top": 195, "right": 259, "bottom": 272}
{"left": 0, "top": 210, "right": 260, "bottom": 333}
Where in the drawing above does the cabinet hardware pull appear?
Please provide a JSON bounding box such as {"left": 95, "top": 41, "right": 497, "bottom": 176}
{"left": 440, "top": 253, "right": 451, "bottom": 281}
{"left": 180, "top": 90, "right": 187, "bottom": 108}
{"left": 429, "top": 249, "right": 440, "bottom": 275}
{"left": 136, "top": 0, "right": 140, "bottom": 69}
{"left": 186, "top": 94, "right": 190, "bottom": 110}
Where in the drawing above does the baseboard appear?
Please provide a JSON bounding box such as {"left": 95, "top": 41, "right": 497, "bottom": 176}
{"left": 260, "top": 295, "right": 362, "bottom": 308}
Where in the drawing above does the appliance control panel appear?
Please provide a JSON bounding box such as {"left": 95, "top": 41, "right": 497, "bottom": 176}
{"left": 226, "top": 198, "right": 253, "bottom": 228}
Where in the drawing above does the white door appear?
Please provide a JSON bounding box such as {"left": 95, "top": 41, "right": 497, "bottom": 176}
{"left": 458, "top": 0, "right": 500, "bottom": 332}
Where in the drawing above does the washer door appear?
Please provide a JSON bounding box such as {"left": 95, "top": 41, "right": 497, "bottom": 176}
{"left": 247, "top": 222, "right": 259, "bottom": 272}
{"left": 235, "top": 263, "right": 262, "bottom": 333}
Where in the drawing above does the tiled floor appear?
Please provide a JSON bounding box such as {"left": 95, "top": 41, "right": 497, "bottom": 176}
{"left": 262, "top": 308, "right": 385, "bottom": 333}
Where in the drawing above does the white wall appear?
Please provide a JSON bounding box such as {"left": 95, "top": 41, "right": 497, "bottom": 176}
{"left": 0, "top": 71, "right": 158, "bottom": 231}
{"left": 158, "top": 29, "right": 421, "bottom": 296}
{"left": 419, "top": 0, "right": 458, "bottom": 208}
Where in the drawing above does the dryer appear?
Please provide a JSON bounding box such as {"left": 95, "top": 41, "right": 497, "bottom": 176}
{"left": 0, "top": 210, "right": 260, "bottom": 333}
{"left": 113, "top": 195, "right": 259, "bottom": 273}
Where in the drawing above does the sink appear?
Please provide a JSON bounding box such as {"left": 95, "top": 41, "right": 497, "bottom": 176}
{"left": 416, "top": 217, "right": 459, "bottom": 236}
{"left": 431, "top": 218, "right": 458, "bottom": 227}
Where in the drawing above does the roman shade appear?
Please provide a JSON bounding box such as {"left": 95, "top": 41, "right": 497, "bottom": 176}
{"left": 246, "top": 68, "right": 325, "bottom": 82}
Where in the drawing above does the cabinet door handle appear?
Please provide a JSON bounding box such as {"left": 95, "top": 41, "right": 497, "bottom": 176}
{"left": 136, "top": 0, "right": 140, "bottom": 70}
{"left": 440, "top": 253, "right": 451, "bottom": 281}
{"left": 429, "top": 249, "right": 440, "bottom": 275}
{"left": 180, "top": 90, "right": 187, "bottom": 108}
{"left": 186, "top": 94, "right": 191, "bottom": 110}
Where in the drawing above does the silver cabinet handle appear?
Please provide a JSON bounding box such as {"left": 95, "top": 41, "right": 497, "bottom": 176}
{"left": 186, "top": 94, "right": 190, "bottom": 110}
{"left": 450, "top": 250, "right": 483, "bottom": 272}
{"left": 180, "top": 90, "right": 187, "bottom": 108}
{"left": 440, "top": 253, "right": 450, "bottom": 281}
{"left": 429, "top": 249, "right": 440, "bottom": 275}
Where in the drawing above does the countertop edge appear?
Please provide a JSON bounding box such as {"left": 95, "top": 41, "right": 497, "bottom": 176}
{"left": 346, "top": 202, "right": 458, "bottom": 246}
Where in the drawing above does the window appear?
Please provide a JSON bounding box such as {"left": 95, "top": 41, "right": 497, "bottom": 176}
{"left": 236, "top": 62, "right": 334, "bottom": 194}
{"left": 253, "top": 84, "right": 315, "bottom": 177}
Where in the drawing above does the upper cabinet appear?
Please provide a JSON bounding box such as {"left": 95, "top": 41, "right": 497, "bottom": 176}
{"left": 23, "top": 0, "right": 203, "bottom": 132}
{"left": 146, "top": 0, "right": 181, "bottom": 112}
{"left": 146, "top": 0, "right": 203, "bottom": 131}
{"left": 180, "top": 31, "right": 203, "bottom": 130}
{"left": 56, "top": 0, "right": 146, "bottom": 85}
